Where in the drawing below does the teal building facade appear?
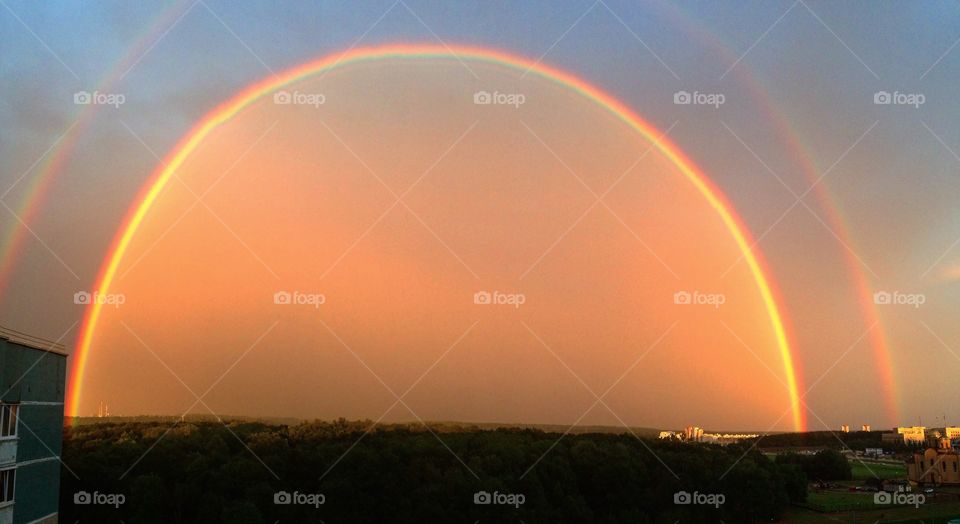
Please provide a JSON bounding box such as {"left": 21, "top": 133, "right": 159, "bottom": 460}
{"left": 0, "top": 327, "right": 67, "bottom": 524}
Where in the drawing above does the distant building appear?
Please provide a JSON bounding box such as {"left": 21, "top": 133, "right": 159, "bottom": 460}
{"left": 862, "top": 424, "right": 871, "bottom": 432}
{"left": 917, "top": 428, "right": 960, "bottom": 449}
{"left": 699, "top": 432, "right": 759, "bottom": 445}
{"left": 0, "top": 326, "right": 67, "bottom": 524}
{"left": 661, "top": 428, "right": 755, "bottom": 445}
{"left": 865, "top": 447, "right": 884, "bottom": 457}
{"left": 943, "top": 427, "right": 960, "bottom": 441}
{"left": 896, "top": 426, "right": 927, "bottom": 445}
{"left": 683, "top": 426, "right": 704, "bottom": 442}
{"left": 908, "top": 437, "right": 960, "bottom": 486}
{"left": 841, "top": 424, "right": 850, "bottom": 433}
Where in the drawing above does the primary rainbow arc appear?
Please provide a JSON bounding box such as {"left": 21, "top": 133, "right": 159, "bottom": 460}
{"left": 67, "top": 44, "right": 807, "bottom": 430}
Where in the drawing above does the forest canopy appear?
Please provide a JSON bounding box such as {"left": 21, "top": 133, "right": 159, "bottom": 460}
{"left": 62, "top": 419, "right": 808, "bottom": 524}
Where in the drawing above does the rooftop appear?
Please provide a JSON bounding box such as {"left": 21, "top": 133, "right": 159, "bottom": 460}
{"left": 0, "top": 325, "right": 68, "bottom": 356}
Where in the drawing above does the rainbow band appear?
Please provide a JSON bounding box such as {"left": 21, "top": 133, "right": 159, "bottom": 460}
{"left": 651, "top": 0, "right": 898, "bottom": 423}
{"left": 67, "top": 44, "right": 806, "bottom": 430}
{"left": 0, "top": 0, "right": 196, "bottom": 296}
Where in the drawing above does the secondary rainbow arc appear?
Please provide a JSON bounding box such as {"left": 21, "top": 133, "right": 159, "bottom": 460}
{"left": 0, "top": 0, "right": 196, "bottom": 296}
{"left": 66, "top": 44, "right": 807, "bottom": 430}
{"left": 651, "top": 0, "right": 898, "bottom": 423}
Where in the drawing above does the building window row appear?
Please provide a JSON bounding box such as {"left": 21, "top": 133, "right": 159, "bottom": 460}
{"left": 0, "top": 405, "right": 17, "bottom": 438}
{"left": 0, "top": 468, "right": 13, "bottom": 504}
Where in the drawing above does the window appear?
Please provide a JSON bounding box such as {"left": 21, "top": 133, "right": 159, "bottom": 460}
{"left": 0, "top": 405, "right": 16, "bottom": 438}
{"left": 0, "top": 469, "right": 13, "bottom": 503}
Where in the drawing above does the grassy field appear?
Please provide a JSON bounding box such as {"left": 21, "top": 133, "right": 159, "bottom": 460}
{"left": 851, "top": 460, "right": 908, "bottom": 480}
{"left": 803, "top": 490, "right": 884, "bottom": 511}
{"left": 785, "top": 500, "right": 960, "bottom": 523}
{"left": 790, "top": 487, "right": 960, "bottom": 523}
{"left": 761, "top": 452, "right": 908, "bottom": 481}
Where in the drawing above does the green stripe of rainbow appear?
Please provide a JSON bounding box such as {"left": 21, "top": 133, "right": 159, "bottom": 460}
{"left": 66, "top": 44, "right": 806, "bottom": 430}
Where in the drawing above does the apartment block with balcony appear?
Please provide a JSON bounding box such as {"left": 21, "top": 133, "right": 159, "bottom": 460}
{"left": 0, "top": 327, "right": 67, "bottom": 524}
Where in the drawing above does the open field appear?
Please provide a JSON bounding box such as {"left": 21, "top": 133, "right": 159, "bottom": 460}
{"left": 851, "top": 461, "right": 908, "bottom": 480}
{"left": 803, "top": 490, "right": 887, "bottom": 512}
{"left": 785, "top": 500, "right": 960, "bottom": 523}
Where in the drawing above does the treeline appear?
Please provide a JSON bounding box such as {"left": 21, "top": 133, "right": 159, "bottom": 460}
{"left": 749, "top": 431, "right": 910, "bottom": 452}
{"left": 774, "top": 450, "right": 852, "bottom": 481}
{"left": 61, "top": 419, "right": 808, "bottom": 523}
